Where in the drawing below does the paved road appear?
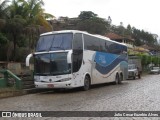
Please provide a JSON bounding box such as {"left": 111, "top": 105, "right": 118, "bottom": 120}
{"left": 1, "top": 74, "right": 160, "bottom": 120}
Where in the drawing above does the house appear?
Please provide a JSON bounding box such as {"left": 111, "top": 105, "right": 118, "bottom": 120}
{"left": 105, "top": 32, "right": 151, "bottom": 55}
{"left": 140, "top": 44, "right": 159, "bottom": 55}
{"left": 47, "top": 17, "right": 80, "bottom": 31}
{"left": 105, "top": 32, "right": 134, "bottom": 49}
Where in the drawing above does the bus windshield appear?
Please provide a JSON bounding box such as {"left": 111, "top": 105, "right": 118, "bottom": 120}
{"left": 34, "top": 52, "right": 71, "bottom": 75}
{"left": 36, "top": 33, "right": 73, "bottom": 52}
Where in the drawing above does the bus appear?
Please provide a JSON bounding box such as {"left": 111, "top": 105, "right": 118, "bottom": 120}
{"left": 26, "top": 30, "right": 128, "bottom": 91}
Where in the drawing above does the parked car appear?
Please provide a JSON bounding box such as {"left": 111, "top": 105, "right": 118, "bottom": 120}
{"left": 150, "top": 67, "right": 160, "bottom": 74}
{"left": 128, "top": 64, "right": 141, "bottom": 80}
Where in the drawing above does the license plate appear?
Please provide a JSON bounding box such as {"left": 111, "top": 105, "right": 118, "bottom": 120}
{"left": 47, "top": 84, "right": 54, "bottom": 88}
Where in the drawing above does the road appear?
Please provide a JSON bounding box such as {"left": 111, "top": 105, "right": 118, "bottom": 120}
{"left": 1, "top": 74, "right": 160, "bottom": 120}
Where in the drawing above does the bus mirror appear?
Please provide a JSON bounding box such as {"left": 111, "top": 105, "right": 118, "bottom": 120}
{"left": 26, "top": 54, "right": 33, "bottom": 67}
{"left": 67, "top": 51, "right": 72, "bottom": 63}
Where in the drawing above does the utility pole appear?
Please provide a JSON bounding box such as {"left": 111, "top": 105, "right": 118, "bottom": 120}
{"left": 107, "top": 16, "right": 112, "bottom": 32}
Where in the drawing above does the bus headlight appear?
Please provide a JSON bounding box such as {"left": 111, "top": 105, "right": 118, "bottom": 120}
{"left": 57, "top": 78, "right": 71, "bottom": 82}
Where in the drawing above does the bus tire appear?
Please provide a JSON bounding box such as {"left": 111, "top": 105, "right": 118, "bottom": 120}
{"left": 119, "top": 73, "right": 123, "bottom": 84}
{"left": 82, "top": 75, "right": 90, "bottom": 91}
{"left": 114, "top": 74, "right": 119, "bottom": 85}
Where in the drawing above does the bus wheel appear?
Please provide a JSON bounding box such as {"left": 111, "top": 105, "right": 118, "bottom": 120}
{"left": 114, "top": 74, "right": 119, "bottom": 85}
{"left": 82, "top": 75, "right": 90, "bottom": 91}
{"left": 119, "top": 74, "right": 123, "bottom": 84}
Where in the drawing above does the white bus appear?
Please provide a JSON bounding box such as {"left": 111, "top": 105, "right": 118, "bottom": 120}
{"left": 26, "top": 30, "right": 128, "bottom": 90}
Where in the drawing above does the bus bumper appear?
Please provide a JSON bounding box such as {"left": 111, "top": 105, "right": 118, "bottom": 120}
{"left": 34, "top": 81, "right": 74, "bottom": 89}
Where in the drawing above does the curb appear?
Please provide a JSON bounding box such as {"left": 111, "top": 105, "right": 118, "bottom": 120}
{"left": 0, "top": 88, "right": 51, "bottom": 99}
{"left": 0, "top": 88, "right": 27, "bottom": 99}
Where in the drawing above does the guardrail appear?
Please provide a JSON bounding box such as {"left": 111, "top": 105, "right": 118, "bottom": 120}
{"left": 0, "top": 69, "right": 22, "bottom": 90}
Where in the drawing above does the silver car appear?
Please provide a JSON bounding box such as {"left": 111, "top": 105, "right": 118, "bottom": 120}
{"left": 128, "top": 64, "right": 141, "bottom": 79}
{"left": 150, "top": 67, "right": 160, "bottom": 74}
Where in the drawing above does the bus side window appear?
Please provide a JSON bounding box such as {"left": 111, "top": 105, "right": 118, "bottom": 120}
{"left": 72, "top": 33, "right": 83, "bottom": 73}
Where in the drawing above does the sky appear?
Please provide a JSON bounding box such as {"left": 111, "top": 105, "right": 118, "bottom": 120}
{"left": 43, "top": 0, "right": 160, "bottom": 38}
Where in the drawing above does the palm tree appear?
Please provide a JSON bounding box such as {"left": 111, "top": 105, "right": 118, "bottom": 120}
{"left": 5, "top": 0, "right": 54, "bottom": 60}
{"left": 0, "top": 0, "right": 9, "bottom": 29}
{"left": 6, "top": 16, "right": 26, "bottom": 61}
{"left": 0, "top": 0, "right": 9, "bottom": 18}
{"left": 19, "top": 0, "right": 54, "bottom": 30}
{"left": 3, "top": 0, "right": 26, "bottom": 61}
{"left": 19, "top": 0, "right": 54, "bottom": 50}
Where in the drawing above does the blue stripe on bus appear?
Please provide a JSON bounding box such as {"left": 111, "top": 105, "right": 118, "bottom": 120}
{"left": 95, "top": 52, "right": 119, "bottom": 67}
{"left": 94, "top": 52, "right": 127, "bottom": 75}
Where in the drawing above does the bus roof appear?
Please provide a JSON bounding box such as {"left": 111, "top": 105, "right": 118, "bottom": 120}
{"left": 40, "top": 30, "right": 87, "bottom": 36}
{"left": 40, "top": 30, "right": 127, "bottom": 47}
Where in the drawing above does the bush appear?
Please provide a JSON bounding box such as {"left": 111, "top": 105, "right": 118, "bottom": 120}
{"left": 14, "top": 47, "right": 30, "bottom": 62}
{"left": 0, "top": 32, "right": 8, "bottom": 45}
{"left": 136, "top": 54, "right": 160, "bottom": 72}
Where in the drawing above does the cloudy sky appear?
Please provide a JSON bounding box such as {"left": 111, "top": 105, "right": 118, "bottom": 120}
{"left": 44, "top": 0, "right": 160, "bottom": 37}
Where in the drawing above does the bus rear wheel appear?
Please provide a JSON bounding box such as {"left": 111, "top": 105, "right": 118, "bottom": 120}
{"left": 82, "top": 75, "right": 90, "bottom": 91}
{"left": 114, "top": 74, "right": 119, "bottom": 85}
{"left": 118, "top": 74, "right": 123, "bottom": 84}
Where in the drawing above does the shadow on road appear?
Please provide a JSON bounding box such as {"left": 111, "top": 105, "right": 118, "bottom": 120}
{"left": 37, "top": 81, "right": 129, "bottom": 94}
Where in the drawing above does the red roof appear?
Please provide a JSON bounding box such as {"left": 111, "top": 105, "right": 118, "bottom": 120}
{"left": 105, "top": 33, "right": 123, "bottom": 40}
{"left": 105, "top": 33, "right": 134, "bottom": 41}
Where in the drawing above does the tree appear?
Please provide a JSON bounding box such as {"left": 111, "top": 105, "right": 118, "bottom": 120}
{"left": 0, "top": 32, "right": 8, "bottom": 45}
{"left": 125, "top": 24, "right": 132, "bottom": 36}
{"left": 0, "top": 0, "right": 9, "bottom": 30}
{"left": 0, "top": 0, "right": 9, "bottom": 18}
{"left": 110, "top": 22, "right": 127, "bottom": 36}
{"left": 0, "top": 0, "right": 55, "bottom": 61}
{"left": 132, "top": 27, "right": 142, "bottom": 46}
{"left": 78, "top": 11, "right": 97, "bottom": 20}
{"left": 77, "top": 11, "right": 110, "bottom": 35}
{"left": 4, "top": 0, "right": 54, "bottom": 60}
{"left": 19, "top": 0, "right": 54, "bottom": 30}
{"left": 5, "top": 15, "right": 26, "bottom": 60}
{"left": 20, "top": 0, "right": 54, "bottom": 50}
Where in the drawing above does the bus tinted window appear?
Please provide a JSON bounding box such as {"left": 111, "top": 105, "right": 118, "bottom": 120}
{"left": 51, "top": 33, "right": 72, "bottom": 50}
{"left": 73, "top": 33, "right": 83, "bottom": 50}
{"left": 36, "top": 35, "right": 53, "bottom": 52}
{"left": 36, "top": 33, "right": 73, "bottom": 52}
{"left": 108, "top": 43, "right": 127, "bottom": 54}
{"left": 84, "top": 34, "right": 100, "bottom": 51}
{"left": 99, "top": 39, "right": 107, "bottom": 52}
{"left": 84, "top": 34, "right": 127, "bottom": 55}
{"left": 73, "top": 33, "right": 83, "bottom": 73}
{"left": 34, "top": 53, "right": 71, "bottom": 75}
